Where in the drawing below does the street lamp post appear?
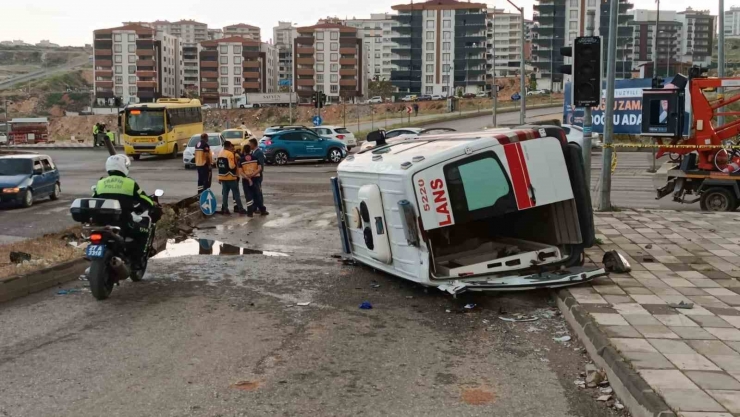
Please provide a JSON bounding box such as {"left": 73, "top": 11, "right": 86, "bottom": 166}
{"left": 491, "top": 13, "right": 497, "bottom": 126}
{"left": 506, "top": 0, "right": 526, "bottom": 124}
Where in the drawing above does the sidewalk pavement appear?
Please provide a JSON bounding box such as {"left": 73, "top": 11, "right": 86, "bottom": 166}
{"left": 566, "top": 209, "right": 740, "bottom": 417}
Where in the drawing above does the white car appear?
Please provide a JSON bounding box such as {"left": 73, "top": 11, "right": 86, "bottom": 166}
{"left": 359, "top": 127, "right": 424, "bottom": 152}
{"left": 561, "top": 124, "right": 602, "bottom": 149}
{"left": 476, "top": 91, "right": 489, "bottom": 98}
{"left": 0, "top": 133, "right": 7, "bottom": 145}
{"left": 367, "top": 96, "right": 383, "bottom": 104}
{"left": 400, "top": 95, "right": 417, "bottom": 102}
{"left": 313, "top": 125, "right": 358, "bottom": 150}
{"left": 526, "top": 90, "right": 546, "bottom": 96}
{"left": 183, "top": 133, "right": 223, "bottom": 169}
{"left": 431, "top": 94, "right": 444, "bottom": 100}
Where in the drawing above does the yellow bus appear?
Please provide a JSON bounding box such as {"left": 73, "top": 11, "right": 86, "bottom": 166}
{"left": 122, "top": 98, "right": 204, "bottom": 160}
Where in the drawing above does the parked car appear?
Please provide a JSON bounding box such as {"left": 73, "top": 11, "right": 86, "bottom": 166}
{"left": 220, "top": 127, "right": 255, "bottom": 152}
{"left": 359, "top": 127, "right": 424, "bottom": 152}
{"left": 263, "top": 125, "right": 311, "bottom": 136}
{"left": 0, "top": 133, "right": 7, "bottom": 145}
{"left": 312, "top": 125, "right": 358, "bottom": 150}
{"left": 526, "top": 90, "right": 547, "bottom": 96}
{"left": 417, "top": 95, "right": 433, "bottom": 101}
{"left": 400, "top": 95, "right": 417, "bottom": 102}
{"left": 476, "top": 91, "right": 489, "bottom": 98}
{"left": 431, "top": 94, "right": 444, "bottom": 101}
{"left": 462, "top": 93, "right": 476, "bottom": 99}
{"left": 183, "top": 133, "right": 223, "bottom": 169}
{"left": 367, "top": 96, "right": 383, "bottom": 104}
{"left": 260, "top": 128, "right": 347, "bottom": 165}
{"left": 201, "top": 104, "right": 213, "bottom": 111}
{"left": 561, "top": 124, "right": 602, "bottom": 149}
{"left": 0, "top": 154, "right": 60, "bottom": 208}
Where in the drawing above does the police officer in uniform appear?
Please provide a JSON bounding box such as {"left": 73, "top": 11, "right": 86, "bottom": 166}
{"left": 194, "top": 133, "right": 212, "bottom": 194}
{"left": 105, "top": 129, "right": 115, "bottom": 147}
{"left": 93, "top": 155, "right": 159, "bottom": 267}
{"left": 92, "top": 123, "right": 100, "bottom": 147}
{"left": 217, "top": 141, "right": 247, "bottom": 215}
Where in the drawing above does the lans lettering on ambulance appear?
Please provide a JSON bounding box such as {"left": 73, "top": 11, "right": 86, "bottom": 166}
{"left": 416, "top": 178, "right": 453, "bottom": 228}
{"left": 332, "top": 126, "right": 609, "bottom": 294}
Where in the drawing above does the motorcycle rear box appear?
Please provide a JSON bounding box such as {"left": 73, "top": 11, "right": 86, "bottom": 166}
{"left": 70, "top": 198, "right": 123, "bottom": 224}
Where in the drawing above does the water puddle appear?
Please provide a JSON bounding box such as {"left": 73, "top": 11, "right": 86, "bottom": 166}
{"left": 153, "top": 238, "right": 289, "bottom": 259}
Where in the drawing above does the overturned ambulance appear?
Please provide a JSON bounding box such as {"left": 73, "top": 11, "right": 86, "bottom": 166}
{"left": 330, "top": 126, "right": 606, "bottom": 294}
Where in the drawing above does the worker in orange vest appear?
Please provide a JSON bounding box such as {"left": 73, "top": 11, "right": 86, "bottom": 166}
{"left": 216, "top": 141, "right": 247, "bottom": 215}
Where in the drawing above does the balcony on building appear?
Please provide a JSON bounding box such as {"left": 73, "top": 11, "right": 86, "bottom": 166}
{"left": 296, "top": 86, "right": 315, "bottom": 96}
{"left": 138, "top": 89, "right": 156, "bottom": 99}
{"left": 296, "top": 57, "right": 315, "bottom": 65}
{"left": 94, "top": 33, "right": 112, "bottom": 40}
{"left": 339, "top": 79, "right": 357, "bottom": 87}
{"left": 136, "top": 39, "right": 154, "bottom": 49}
{"left": 243, "top": 81, "right": 260, "bottom": 90}
{"left": 95, "top": 88, "right": 114, "bottom": 99}
{"left": 243, "top": 71, "right": 260, "bottom": 80}
{"left": 296, "top": 79, "right": 315, "bottom": 86}
{"left": 200, "top": 61, "right": 218, "bottom": 69}
{"left": 243, "top": 61, "right": 260, "bottom": 68}
{"left": 339, "top": 47, "right": 356, "bottom": 55}
{"left": 296, "top": 46, "right": 315, "bottom": 54}
{"left": 339, "top": 68, "right": 355, "bottom": 76}
{"left": 297, "top": 68, "right": 315, "bottom": 76}
{"left": 200, "top": 81, "right": 219, "bottom": 89}
{"left": 339, "top": 57, "right": 356, "bottom": 65}
{"left": 137, "top": 70, "right": 157, "bottom": 78}
{"left": 95, "top": 80, "right": 113, "bottom": 88}
{"left": 136, "top": 48, "right": 155, "bottom": 57}
{"left": 296, "top": 36, "right": 314, "bottom": 46}
{"left": 137, "top": 80, "right": 157, "bottom": 88}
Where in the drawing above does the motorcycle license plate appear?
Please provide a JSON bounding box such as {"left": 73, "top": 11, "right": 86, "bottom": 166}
{"left": 86, "top": 245, "right": 106, "bottom": 259}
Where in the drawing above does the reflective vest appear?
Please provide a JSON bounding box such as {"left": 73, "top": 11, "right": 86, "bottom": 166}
{"left": 195, "top": 140, "right": 211, "bottom": 167}
{"left": 94, "top": 175, "right": 153, "bottom": 211}
{"left": 93, "top": 125, "right": 99, "bottom": 134}
{"left": 239, "top": 154, "right": 259, "bottom": 178}
{"left": 217, "top": 149, "right": 237, "bottom": 181}
{"left": 106, "top": 132, "right": 115, "bottom": 142}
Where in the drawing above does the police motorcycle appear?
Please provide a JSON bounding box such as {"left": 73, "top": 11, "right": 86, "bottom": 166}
{"left": 70, "top": 188, "right": 164, "bottom": 300}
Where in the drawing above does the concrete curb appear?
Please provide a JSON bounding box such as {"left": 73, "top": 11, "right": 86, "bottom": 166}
{"left": 556, "top": 289, "right": 676, "bottom": 417}
{"left": 0, "top": 258, "right": 87, "bottom": 303}
{"left": 0, "top": 195, "right": 203, "bottom": 305}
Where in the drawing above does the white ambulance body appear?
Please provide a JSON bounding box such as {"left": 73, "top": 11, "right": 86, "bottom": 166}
{"left": 331, "top": 126, "right": 605, "bottom": 294}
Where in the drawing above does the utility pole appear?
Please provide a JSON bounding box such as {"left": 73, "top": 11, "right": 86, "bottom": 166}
{"left": 653, "top": 0, "right": 660, "bottom": 81}
{"left": 719, "top": 0, "right": 726, "bottom": 126}
{"left": 506, "top": 0, "right": 526, "bottom": 124}
{"left": 599, "top": 0, "right": 619, "bottom": 211}
{"left": 583, "top": 11, "right": 595, "bottom": 187}
{"left": 289, "top": 23, "right": 295, "bottom": 124}
{"left": 491, "top": 12, "right": 498, "bottom": 127}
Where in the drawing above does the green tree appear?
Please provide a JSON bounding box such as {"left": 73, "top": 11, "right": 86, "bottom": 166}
{"left": 367, "top": 79, "right": 394, "bottom": 99}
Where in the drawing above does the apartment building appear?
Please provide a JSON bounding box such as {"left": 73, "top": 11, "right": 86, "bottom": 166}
{"left": 198, "top": 37, "right": 276, "bottom": 107}
{"left": 294, "top": 23, "right": 364, "bottom": 103}
{"left": 93, "top": 24, "right": 182, "bottom": 105}
{"left": 182, "top": 43, "right": 201, "bottom": 94}
{"left": 487, "top": 8, "right": 525, "bottom": 79}
{"left": 208, "top": 29, "right": 224, "bottom": 40}
{"left": 532, "top": 0, "right": 634, "bottom": 91}
{"left": 344, "top": 14, "right": 399, "bottom": 82}
{"left": 143, "top": 20, "right": 209, "bottom": 45}
{"left": 223, "top": 24, "right": 261, "bottom": 41}
{"left": 273, "top": 21, "right": 299, "bottom": 89}
{"left": 261, "top": 42, "right": 279, "bottom": 93}
{"left": 726, "top": 7, "right": 740, "bottom": 38}
{"left": 390, "top": 0, "right": 489, "bottom": 97}
{"left": 630, "top": 8, "right": 715, "bottom": 75}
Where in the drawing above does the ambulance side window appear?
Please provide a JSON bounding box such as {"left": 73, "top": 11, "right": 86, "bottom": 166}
{"left": 444, "top": 152, "right": 516, "bottom": 223}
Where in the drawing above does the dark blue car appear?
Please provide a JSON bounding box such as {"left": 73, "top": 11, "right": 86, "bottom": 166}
{"left": 260, "top": 128, "right": 347, "bottom": 165}
{"left": 0, "top": 154, "right": 61, "bottom": 208}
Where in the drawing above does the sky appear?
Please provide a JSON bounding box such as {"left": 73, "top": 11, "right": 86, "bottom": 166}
{"left": 2, "top": 0, "right": 738, "bottom": 47}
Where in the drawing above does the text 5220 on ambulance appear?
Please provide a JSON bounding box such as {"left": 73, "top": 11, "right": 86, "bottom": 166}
{"left": 330, "top": 126, "right": 606, "bottom": 294}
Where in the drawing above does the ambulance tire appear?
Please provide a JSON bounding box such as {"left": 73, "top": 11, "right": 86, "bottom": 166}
{"left": 564, "top": 143, "right": 595, "bottom": 248}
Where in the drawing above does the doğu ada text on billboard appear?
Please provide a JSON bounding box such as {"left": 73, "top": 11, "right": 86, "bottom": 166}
{"left": 562, "top": 77, "right": 690, "bottom": 135}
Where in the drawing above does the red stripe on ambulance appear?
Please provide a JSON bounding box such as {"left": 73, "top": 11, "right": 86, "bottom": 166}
{"left": 503, "top": 143, "right": 535, "bottom": 210}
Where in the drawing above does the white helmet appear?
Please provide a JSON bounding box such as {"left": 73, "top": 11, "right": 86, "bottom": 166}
{"left": 106, "top": 154, "right": 131, "bottom": 176}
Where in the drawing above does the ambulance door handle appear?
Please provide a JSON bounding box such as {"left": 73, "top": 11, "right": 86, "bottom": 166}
{"left": 528, "top": 184, "right": 537, "bottom": 205}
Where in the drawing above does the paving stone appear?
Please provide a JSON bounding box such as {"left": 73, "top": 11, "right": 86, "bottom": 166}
{"left": 569, "top": 289, "right": 608, "bottom": 304}
{"left": 645, "top": 263, "right": 672, "bottom": 272}
{"left": 716, "top": 296, "right": 740, "bottom": 307}
{"left": 635, "top": 325, "right": 680, "bottom": 339}
{"left": 669, "top": 264, "right": 697, "bottom": 272}
{"left": 686, "top": 316, "right": 733, "bottom": 329}
{"left": 649, "top": 339, "right": 700, "bottom": 354}
{"left": 593, "top": 285, "right": 628, "bottom": 295}
{"left": 656, "top": 314, "right": 699, "bottom": 327}
{"left": 638, "top": 369, "right": 700, "bottom": 390}
{"left": 653, "top": 287, "right": 684, "bottom": 296}
{"left": 688, "top": 341, "right": 738, "bottom": 357}
{"left": 625, "top": 286, "right": 659, "bottom": 295}
{"left": 664, "top": 278, "right": 698, "bottom": 288}
{"left": 722, "top": 342, "right": 740, "bottom": 355}
{"left": 661, "top": 389, "right": 726, "bottom": 412}
{"left": 610, "top": 337, "right": 658, "bottom": 353}
{"left": 690, "top": 280, "right": 724, "bottom": 289}
{"left": 685, "top": 371, "right": 740, "bottom": 390}
{"left": 707, "top": 328, "right": 740, "bottom": 342}
{"left": 720, "top": 316, "right": 740, "bottom": 329}
{"left": 706, "top": 390, "right": 740, "bottom": 413}
{"left": 591, "top": 313, "right": 630, "bottom": 326}
{"left": 676, "top": 412, "right": 733, "bottom": 417}
{"left": 670, "top": 327, "right": 718, "bottom": 340}
{"left": 623, "top": 313, "right": 663, "bottom": 326}
{"left": 664, "top": 353, "right": 722, "bottom": 371}
{"left": 603, "top": 325, "right": 643, "bottom": 338}
{"left": 705, "top": 289, "right": 740, "bottom": 297}
{"left": 707, "top": 355, "right": 740, "bottom": 373}
{"left": 676, "top": 287, "right": 712, "bottom": 296}
{"left": 680, "top": 305, "right": 723, "bottom": 316}
{"left": 631, "top": 294, "right": 667, "bottom": 305}
{"left": 613, "top": 303, "right": 651, "bottom": 315}
{"left": 623, "top": 351, "right": 676, "bottom": 369}
{"left": 680, "top": 271, "right": 711, "bottom": 279}
{"left": 611, "top": 277, "right": 645, "bottom": 287}
{"left": 632, "top": 271, "right": 659, "bottom": 279}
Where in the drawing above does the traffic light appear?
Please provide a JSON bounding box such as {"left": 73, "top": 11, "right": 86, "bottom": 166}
{"left": 651, "top": 76, "right": 665, "bottom": 89}
{"left": 572, "top": 36, "right": 602, "bottom": 107}
{"left": 313, "top": 91, "right": 327, "bottom": 108}
{"left": 559, "top": 46, "right": 573, "bottom": 75}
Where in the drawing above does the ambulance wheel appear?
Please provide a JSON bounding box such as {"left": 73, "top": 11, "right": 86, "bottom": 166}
{"left": 700, "top": 187, "right": 737, "bottom": 212}
{"left": 132, "top": 155, "right": 141, "bottom": 161}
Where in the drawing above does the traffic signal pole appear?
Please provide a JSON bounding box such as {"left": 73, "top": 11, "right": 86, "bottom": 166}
{"left": 582, "top": 11, "right": 595, "bottom": 186}
{"left": 599, "top": 0, "right": 619, "bottom": 211}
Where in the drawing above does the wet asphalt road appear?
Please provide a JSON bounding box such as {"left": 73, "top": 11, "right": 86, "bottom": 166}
{"left": 0, "top": 108, "right": 630, "bottom": 415}
{"left": 0, "top": 207, "right": 623, "bottom": 417}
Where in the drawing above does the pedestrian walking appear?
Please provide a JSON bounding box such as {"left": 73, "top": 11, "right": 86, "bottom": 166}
{"left": 92, "top": 123, "right": 100, "bottom": 147}
{"left": 413, "top": 103, "right": 419, "bottom": 117}
{"left": 217, "top": 141, "right": 247, "bottom": 215}
{"left": 194, "top": 133, "right": 213, "bottom": 195}
{"left": 248, "top": 138, "right": 269, "bottom": 215}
